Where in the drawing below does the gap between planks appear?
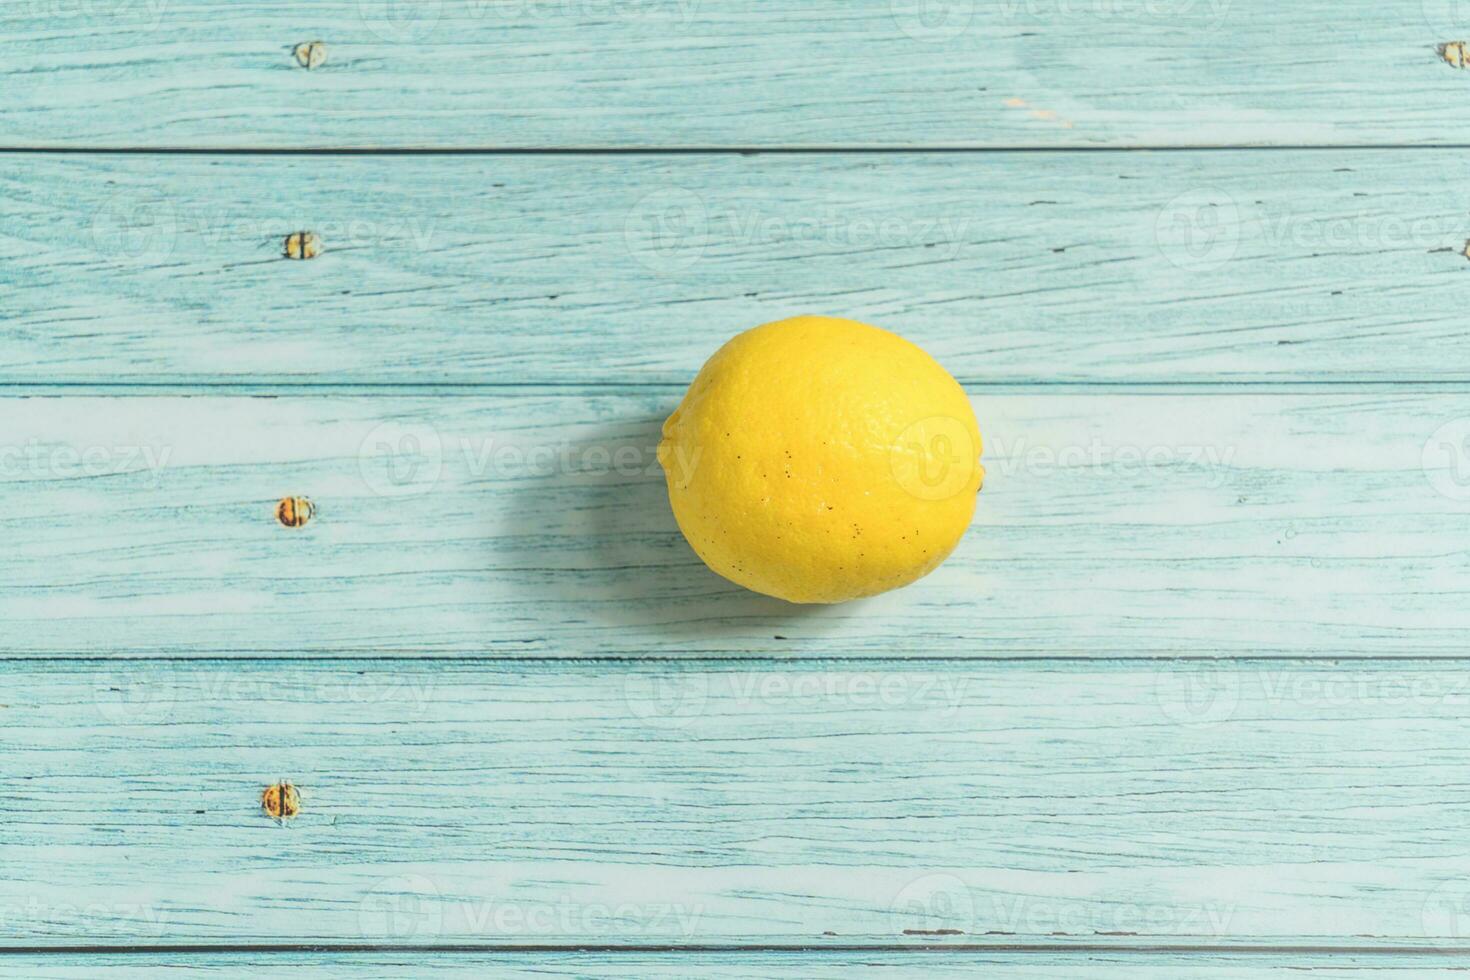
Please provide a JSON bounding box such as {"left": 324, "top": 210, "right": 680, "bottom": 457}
{"left": 6, "top": 382, "right": 1470, "bottom": 398}
{"left": 12, "top": 653, "right": 1470, "bottom": 663}
{"left": 6, "top": 942, "right": 1470, "bottom": 954}
{"left": 6, "top": 951, "right": 1470, "bottom": 980}
{"left": 14, "top": 145, "right": 1470, "bottom": 155}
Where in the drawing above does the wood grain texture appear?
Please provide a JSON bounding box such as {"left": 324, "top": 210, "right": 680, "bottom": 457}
{"left": 6, "top": 659, "right": 1470, "bottom": 944}
{"left": 4, "top": 1, "right": 1470, "bottom": 148}
{"left": 5, "top": 152, "right": 1470, "bottom": 386}
{"left": 6, "top": 951, "right": 1469, "bottom": 977}
{"left": 2, "top": 390, "right": 1467, "bottom": 656}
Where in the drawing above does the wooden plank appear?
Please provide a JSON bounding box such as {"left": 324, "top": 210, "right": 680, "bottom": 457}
{"left": 4, "top": 1, "right": 1470, "bottom": 148}
{"left": 5, "top": 152, "right": 1470, "bottom": 387}
{"left": 6, "top": 659, "right": 1470, "bottom": 943}
{"left": 5, "top": 950, "right": 1469, "bottom": 977}
{"left": 1, "top": 389, "right": 1467, "bottom": 656}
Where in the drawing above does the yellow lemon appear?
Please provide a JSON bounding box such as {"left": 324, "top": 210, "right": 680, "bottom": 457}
{"left": 657, "top": 315, "right": 983, "bottom": 604}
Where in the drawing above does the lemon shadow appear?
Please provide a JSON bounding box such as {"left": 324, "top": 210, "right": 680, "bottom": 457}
{"left": 498, "top": 413, "right": 847, "bottom": 652}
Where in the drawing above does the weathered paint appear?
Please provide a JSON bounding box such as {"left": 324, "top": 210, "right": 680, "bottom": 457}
{"left": 0, "top": 391, "right": 1465, "bottom": 656}
{"left": 6, "top": 0, "right": 1467, "bottom": 969}
{"left": 3, "top": 660, "right": 1470, "bottom": 944}
{"left": 3, "top": 152, "right": 1469, "bottom": 385}
{"left": 2, "top": 1, "right": 1469, "bottom": 148}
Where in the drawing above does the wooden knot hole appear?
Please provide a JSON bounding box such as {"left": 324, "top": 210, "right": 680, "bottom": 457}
{"left": 293, "top": 41, "right": 327, "bottom": 70}
{"left": 284, "top": 231, "right": 322, "bottom": 260}
{"left": 262, "top": 780, "right": 301, "bottom": 821}
{"left": 276, "top": 496, "right": 315, "bottom": 528}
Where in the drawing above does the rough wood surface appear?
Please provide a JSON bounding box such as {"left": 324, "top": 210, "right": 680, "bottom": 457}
{"left": 5, "top": 659, "right": 1470, "bottom": 944}
{"left": 1, "top": 390, "right": 1467, "bottom": 656}
{"left": 5, "top": 152, "right": 1470, "bottom": 386}
{"left": 10, "top": 1, "right": 1469, "bottom": 965}
{"left": 5, "top": 1, "right": 1470, "bottom": 148}
{"left": 6, "top": 950, "right": 1468, "bottom": 977}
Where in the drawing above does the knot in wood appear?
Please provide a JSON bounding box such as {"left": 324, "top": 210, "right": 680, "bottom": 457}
{"left": 284, "top": 231, "right": 322, "bottom": 260}
{"left": 276, "top": 496, "right": 315, "bottom": 528}
{"left": 293, "top": 41, "right": 327, "bottom": 70}
{"left": 262, "top": 780, "right": 301, "bottom": 820}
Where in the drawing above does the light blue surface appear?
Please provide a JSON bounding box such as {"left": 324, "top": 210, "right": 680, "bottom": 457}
{"left": 3, "top": 0, "right": 1470, "bottom": 148}
{"left": 4, "top": 152, "right": 1470, "bottom": 385}
{"left": 0, "top": 391, "right": 1466, "bottom": 656}
{"left": 4, "top": 0, "right": 1470, "bottom": 973}
{"left": 7, "top": 659, "right": 1470, "bottom": 946}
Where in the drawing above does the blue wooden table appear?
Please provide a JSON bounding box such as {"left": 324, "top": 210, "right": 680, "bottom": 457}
{"left": 4, "top": 1, "right": 1470, "bottom": 975}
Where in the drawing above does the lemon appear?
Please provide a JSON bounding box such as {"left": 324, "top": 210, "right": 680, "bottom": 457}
{"left": 657, "top": 315, "right": 983, "bottom": 604}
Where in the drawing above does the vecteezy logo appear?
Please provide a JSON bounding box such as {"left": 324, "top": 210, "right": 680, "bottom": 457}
{"left": 1424, "top": 0, "right": 1470, "bottom": 36}
{"left": 1155, "top": 189, "right": 1240, "bottom": 272}
{"left": 1422, "top": 418, "right": 1470, "bottom": 502}
{"left": 358, "top": 874, "right": 444, "bottom": 939}
{"left": 93, "top": 665, "right": 178, "bottom": 724}
{"left": 46, "top": 0, "right": 173, "bottom": 31}
{"left": 890, "top": 416, "right": 980, "bottom": 501}
{"left": 890, "top": 873, "right": 976, "bottom": 933}
{"left": 891, "top": 0, "right": 976, "bottom": 42}
{"left": 91, "top": 193, "right": 177, "bottom": 261}
{"left": 1155, "top": 662, "right": 1241, "bottom": 726}
{"left": 623, "top": 671, "right": 710, "bottom": 729}
{"left": 358, "top": 421, "right": 444, "bottom": 497}
{"left": 1423, "top": 877, "right": 1470, "bottom": 939}
{"left": 358, "top": 0, "right": 443, "bottom": 42}
{"left": 624, "top": 188, "right": 708, "bottom": 273}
